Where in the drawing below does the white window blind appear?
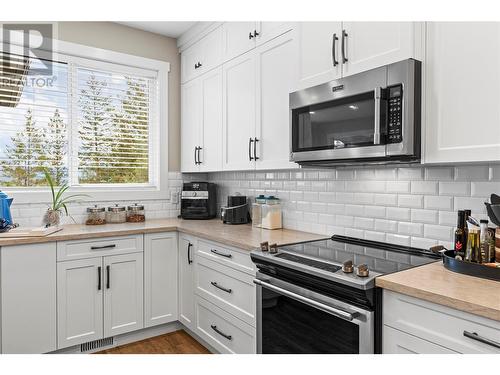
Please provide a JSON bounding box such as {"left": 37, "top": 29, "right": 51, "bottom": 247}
{"left": 0, "top": 51, "right": 159, "bottom": 188}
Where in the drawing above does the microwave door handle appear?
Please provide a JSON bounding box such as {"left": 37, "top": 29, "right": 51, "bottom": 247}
{"left": 373, "top": 87, "right": 382, "bottom": 145}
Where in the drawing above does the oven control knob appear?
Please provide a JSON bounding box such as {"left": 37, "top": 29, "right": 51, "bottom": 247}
{"left": 356, "top": 264, "right": 369, "bottom": 277}
{"left": 342, "top": 260, "right": 354, "bottom": 273}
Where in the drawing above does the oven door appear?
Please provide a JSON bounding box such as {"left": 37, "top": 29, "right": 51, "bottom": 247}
{"left": 254, "top": 275, "right": 374, "bottom": 354}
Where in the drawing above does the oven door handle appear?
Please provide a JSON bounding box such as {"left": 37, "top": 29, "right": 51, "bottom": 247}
{"left": 373, "top": 87, "right": 382, "bottom": 145}
{"left": 254, "top": 279, "right": 358, "bottom": 322}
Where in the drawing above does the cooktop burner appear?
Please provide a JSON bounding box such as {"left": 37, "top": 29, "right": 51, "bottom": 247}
{"left": 275, "top": 252, "right": 342, "bottom": 273}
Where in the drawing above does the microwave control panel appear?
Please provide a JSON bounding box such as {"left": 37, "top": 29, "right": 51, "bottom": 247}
{"left": 387, "top": 84, "right": 403, "bottom": 143}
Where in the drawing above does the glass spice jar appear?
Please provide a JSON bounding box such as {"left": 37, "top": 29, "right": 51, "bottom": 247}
{"left": 106, "top": 204, "right": 126, "bottom": 224}
{"left": 86, "top": 205, "right": 106, "bottom": 225}
{"left": 127, "top": 203, "right": 145, "bottom": 223}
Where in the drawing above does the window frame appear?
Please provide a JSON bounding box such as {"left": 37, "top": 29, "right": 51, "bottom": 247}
{"left": 0, "top": 33, "right": 170, "bottom": 204}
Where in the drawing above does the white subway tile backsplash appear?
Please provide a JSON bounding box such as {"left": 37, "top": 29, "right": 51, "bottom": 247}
{"left": 455, "top": 166, "right": 490, "bottom": 181}
{"left": 490, "top": 166, "right": 500, "bottom": 181}
{"left": 471, "top": 181, "right": 500, "bottom": 197}
{"left": 364, "top": 206, "right": 386, "bottom": 218}
{"left": 386, "top": 207, "right": 411, "bottom": 221}
{"left": 398, "top": 222, "right": 423, "bottom": 236}
{"left": 345, "top": 204, "right": 364, "bottom": 216}
{"left": 425, "top": 167, "right": 454, "bottom": 181}
{"left": 411, "top": 209, "right": 438, "bottom": 224}
{"left": 454, "top": 196, "right": 487, "bottom": 214}
{"left": 424, "top": 224, "right": 453, "bottom": 241}
{"left": 386, "top": 181, "right": 410, "bottom": 193}
{"left": 398, "top": 194, "right": 424, "bottom": 208}
{"left": 374, "top": 193, "right": 398, "bottom": 206}
{"left": 375, "top": 219, "right": 398, "bottom": 232}
{"left": 439, "top": 182, "right": 470, "bottom": 196}
{"left": 354, "top": 217, "right": 374, "bottom": 230}
{"left": 398, "top": 167, "right": 424, "bottom": 180}
{"left": 386, "top": 233, "right": 411, "bottom": 246}
{"left": 336, "top": 169, "right": 354, "bottom": 180}
{"left": 411, "top": 181, "right": 438, "bottom": 195}
{"left": 410, "top": 237, "right": 438, "bottom": 250}
{"left": 424, "top": 196, "right": 453, "bottom": 210}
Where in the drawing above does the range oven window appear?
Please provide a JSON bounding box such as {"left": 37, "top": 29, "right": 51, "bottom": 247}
{"left": 292, "top": 91, "right": 387, "bottom": 152}
{"left": 261, "top": 287, "right": 360, "bottom": 354}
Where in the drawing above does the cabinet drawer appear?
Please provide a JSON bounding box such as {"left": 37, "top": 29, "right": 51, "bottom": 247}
{"left": 195, "top": 296, "right": 255, "bottom": 354}
{"left": 57, "top": 235, "right": 143, "bottom": 261}
{"left": 384, "top": 290, "right": 500, "bottom": 354}
{"left": 196, "top": 256, "right": 255, "bottom": 326}
{"left": 383, "top": 325, "right": 457, "bottom": 354}
{"left": 197, "top": 240, "right": 255, "bottom": 274}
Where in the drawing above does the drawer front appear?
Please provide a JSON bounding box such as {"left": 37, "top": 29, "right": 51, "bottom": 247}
{"left": 57, "top": 235, "right": 143, "bottom": 261}
{"left": 383, "top": 325, "right": 457, "bottom": 354}
{"left": 384, "top": 290, "right": 500, "bottom": 354}
{"left": 195, "top": 296, "right": 255, "bottom": 354}
{"left": 196, "top": 256, "right": 255, "bottom": 326}
{"left": 197, "top": 240, "right": 255, "bottom": 274}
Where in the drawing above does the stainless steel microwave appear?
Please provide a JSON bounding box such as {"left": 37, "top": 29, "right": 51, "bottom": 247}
{"left": 289, "top": 59, "right": 421, "bottom": 166}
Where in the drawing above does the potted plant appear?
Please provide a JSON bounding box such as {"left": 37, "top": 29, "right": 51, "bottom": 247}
{"left": 43, "top": 169, "right": 89, "bottom": 226}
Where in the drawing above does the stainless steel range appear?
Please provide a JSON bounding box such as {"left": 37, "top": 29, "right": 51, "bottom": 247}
{"left": 250, "top": 235, "right": 440, "bottom": 354}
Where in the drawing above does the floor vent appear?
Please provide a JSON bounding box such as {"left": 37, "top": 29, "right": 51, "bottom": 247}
{"left": 80, "top": 337, "right": 114, "bottom": 353}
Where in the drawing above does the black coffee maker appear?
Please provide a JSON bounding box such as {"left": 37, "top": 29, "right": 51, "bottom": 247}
{"left": 221, "top": 195, "right": 250, "bottom": 224}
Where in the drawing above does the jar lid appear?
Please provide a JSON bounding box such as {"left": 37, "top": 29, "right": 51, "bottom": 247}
{"left": 87, "top": 205, "right": 105, "bottom": 213}
{"left": 108, "top": 204, "right": 126, "bottom": 212}
{"left": 127, "top": 203, "right": 145, "bottom": 211}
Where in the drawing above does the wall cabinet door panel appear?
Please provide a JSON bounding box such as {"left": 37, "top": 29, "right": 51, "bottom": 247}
{"left": 103, "top": 252, "right": 143, "bottom": 337}
{"left": 425, "top": 22, "right": 500, "bottom": 163}
{"left": 222, "top": 22, "right": 257, "bottom": 62}
{"left": 256, "top": 22, "right": 293, "bottom": 46}
{"left": 222, "top": 51, "right": 257, "bottom": 171}
{"left": 57, "top": 258, "right": 103, "bottom": 349}
{"left": 181, "top": 79, "right": 201, "bottom": 172}
{"left": 255, "top": 30, "right": 299, "bottom": 170}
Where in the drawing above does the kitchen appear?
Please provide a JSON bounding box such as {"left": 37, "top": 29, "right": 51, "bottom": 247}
{"left": 0, "top": 1, "right": 499, "bottom": 372}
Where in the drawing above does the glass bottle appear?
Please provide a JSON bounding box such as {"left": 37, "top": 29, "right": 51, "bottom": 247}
{"left": 465, "top": 229, "right": 479, "bottom": 262}
{"left": 454, "top": 210, "right": 466, "bottom": 259}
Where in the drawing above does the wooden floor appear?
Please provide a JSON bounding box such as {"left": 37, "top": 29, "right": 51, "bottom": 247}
{"left": 96, "top": 330, "right": 211, "bottom": 354}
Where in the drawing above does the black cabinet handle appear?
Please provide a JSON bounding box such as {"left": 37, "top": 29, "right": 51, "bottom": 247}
{"left": 248, "top": 138, "right": 254, "bottom": 161}
{"left": 210, "top": 248, "right": 232, "bottom": 258}
{"left": 198, "top": 62, "right": 202, "bottom": 68}
{"left": 249, "top": 32, "right": 254, "bottom": 40}
{"left": 187, "top": 242, "right": 193, "bottom": 264}
{"left": 253, "top": 30, "right": 259, "bottom": 38}
{"left": 211, "top": 281, "right": 232, "bottom": 294}
{"left": 253, "top": 137, "right": 259, "bottom": 160}
{"left": 91, "top": 244, "right": 116, "bottom": 250}
{"left": 211, "top": 325, "right": 232, "bottom": 340}
{"left": 341, "top": 29, "right": 348, "bottom": 63}
{"left": 97, "top": 266, "right": 102, "bottom": 291}
{"left": 106, "top": 265, "right": 110, "bottom": 289}
{"left": 197, "top": 146, "right": 202, "bottom": 165}
{"left": 332, "top": 33, "right": 339, "bottom": 66}
{"left": 194, "top": 62, "right": 202, "bottom": 69}
{"left": 194, "top": 147, "right": 198, "bottom": 165}
{"left": 463, "top": 331, "right": 500, "bottom": 349}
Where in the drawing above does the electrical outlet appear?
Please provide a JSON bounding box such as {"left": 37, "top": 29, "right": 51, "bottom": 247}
{"left": 170, "top": 191, "right": 179, "bottom": 204}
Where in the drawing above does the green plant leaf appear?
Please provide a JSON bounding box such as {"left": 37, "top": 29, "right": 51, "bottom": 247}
{"left": 54, "top": 184, "right": 70, "bottom": 207}
{"left": 61, "top": 203, "right": 69, "bottom": 216}
{"left": 43, "top": 169, "right": 56, "bottom": 209}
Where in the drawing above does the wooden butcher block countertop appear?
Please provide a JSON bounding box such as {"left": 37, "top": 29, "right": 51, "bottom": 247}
{"left": 376, "top": 261, "right": 500, "bottom": 321}
{"left": 0, "top": 218, "right": 327, "bottom": 251}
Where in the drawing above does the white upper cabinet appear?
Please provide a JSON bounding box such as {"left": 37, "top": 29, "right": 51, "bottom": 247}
{"left": 181, "top": 25, "right": 223, "bottom": 83}
{"left": 256, "top": 22, "right": 294, "bottom": 46}
{"left": 296, "top": 22, "right": 343, "bottom": 90}
{"left": 255, "top": 30, "right": 299, "bottom": 170}
{"left": 222, "top": 22, "right": 258, "bottom": 62}
{"left": 222, "top": 51, "right": 257, "bottom": 171}
{"left": 424, "top": 22, "right": 500, "bottom": 163}
{"left": 181, "top": 78, "right": 201, "bottom": 172}
{"left": 144, "top": 232, "right": 178, "bottom": 328}
{"left": 341, "top": 22, "right": 420, "bottom": 77}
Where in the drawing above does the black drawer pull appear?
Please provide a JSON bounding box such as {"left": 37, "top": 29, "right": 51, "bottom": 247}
{"left": 248, "top": 32, "right": 254, "bottom": 40}
{"left": 211, "top": 281, "right": 232, "bottom": 294}
{"left": 97, "top": 266, "right": 102, "bottom": 291}
{"left": 463, "top": 331, "right": 500, "bottom": 349}
{"left": 210, "top": 249, "right": 232, "bottom": 258}
{"left": 187, "top": 242, "right": 193, "bottom": 264}
{"left": 90, "top": 244, "right": 116, "bottom": 250}
{"left": 106, "top": 265, "right": 110, "bottom": 289}
{"left": 248, "top": 138, "right": 254, "bottom": 161}
{"left": 211, "top": 324, "right": 232, "bottom": 340}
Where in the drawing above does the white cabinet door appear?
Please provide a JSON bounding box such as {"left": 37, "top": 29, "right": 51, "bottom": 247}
{"left": 181, "top": 41, "right": 203, "bottom": 84}
{"left": 222, "top": 22, "right": 257, "bottom": 62}
{"left": 103, "top": 252, "right": 143, "bottom": 337}
{"left": 1, "top": 243, "right": 57, "bottom": 354}
{"left": 57, "top": 258, "right": 103, "bottom": 349}
{"left": 256, "top": 22, "right": 293, "bottom": 46}
{"left": 144, "top": 232, "right": 178, "bottom": 328}
{"left": 222, "top": 51, "right": 257, "bottom": 171}
{"left": 425, "top": 22, "right": 500, "bottom": 163}
{"left": 296, "top": 22, "right": 343, "bottom": 89}
{"left": 181, "top": 78, "right": 201, "bottom": 172}
{"left": 199, "top": 67, "right": 223, "bottom": 172}
{"left": 341, "top": 22, "right": 418, "bottom": 77}
{"left": 179, "top": 235, "right": 196, "bottom": 330}
{"left": 255, "top": 30, "right": 299, "bottom": 170}
{"left": 383, "top": 326, "right": 457, "bottom": 354}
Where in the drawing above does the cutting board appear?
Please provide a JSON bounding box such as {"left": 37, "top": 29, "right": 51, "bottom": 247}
{"left": 0, "top": 225, "right": 63, "bottom": 238}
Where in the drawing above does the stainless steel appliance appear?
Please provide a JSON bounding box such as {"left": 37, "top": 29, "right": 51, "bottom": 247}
{"left": 221, "top": 195, "right": 250, "bottom": 224}
{"left": 251, "top": 235, "right": 439, "bottom": 354}
{"left": 289, "top": 59, "right": 421, "bottom": 166}
{"left": 181, "top": 182, "right": 217, "bottom": 219}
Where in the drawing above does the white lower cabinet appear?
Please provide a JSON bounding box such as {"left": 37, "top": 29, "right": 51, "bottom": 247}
{"left": 179, "top": 234, "right": 196, "bottom": 330}
{"left": 383, "top": 290, "right": 500, "bottom": 354}
{"left": 1, "top": 243, "right": 57, "bottom": 354}
{"left": 144, "top": 232, "right": 178, "bottom": 327}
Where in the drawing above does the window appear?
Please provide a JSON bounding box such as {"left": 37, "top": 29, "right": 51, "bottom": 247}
{"left": 0, "top": 50, "right": 160, "bottom": 189}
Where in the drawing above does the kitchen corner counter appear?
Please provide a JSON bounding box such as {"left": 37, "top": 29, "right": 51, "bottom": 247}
{"left": 376, "top": 261, "right": 500, "bottom": 322}
{"left": 0, "top": 218, "right": 327, "bottom": 251}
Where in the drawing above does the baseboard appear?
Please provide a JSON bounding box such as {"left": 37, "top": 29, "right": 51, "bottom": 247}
{"left": 52, "top": 321, "right": 183, "bottom": 354}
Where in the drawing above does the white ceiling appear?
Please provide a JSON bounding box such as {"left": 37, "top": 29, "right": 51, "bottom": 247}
{"left": 116, "top": 22, "right": 197, "bottom": 38}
